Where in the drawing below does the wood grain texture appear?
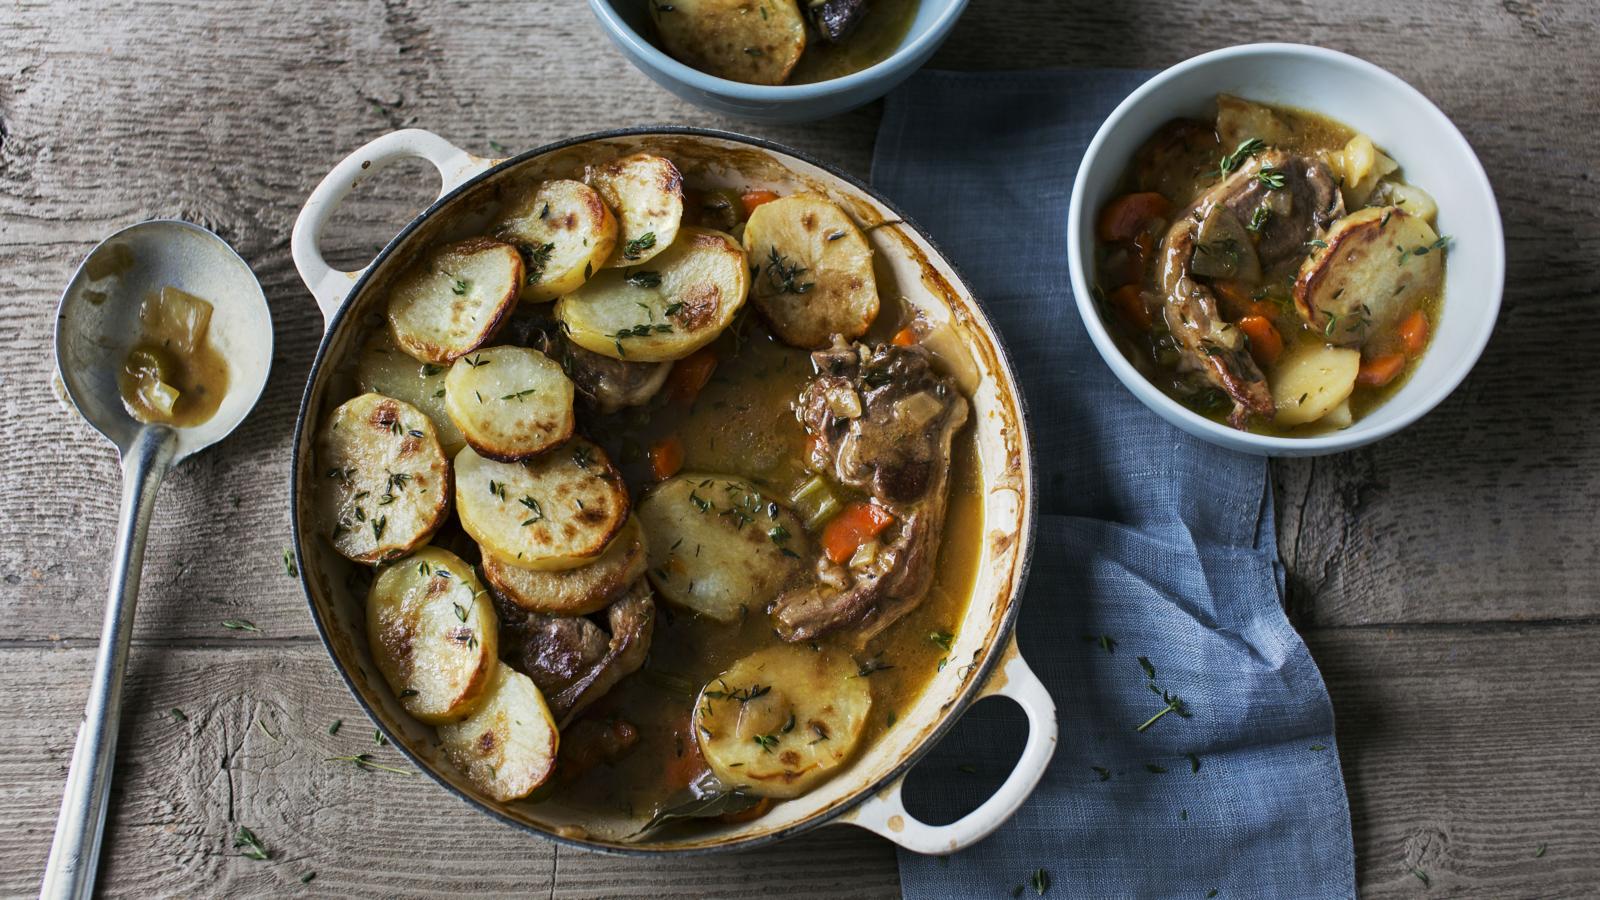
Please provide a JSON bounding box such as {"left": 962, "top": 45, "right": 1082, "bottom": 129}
{"left": 1, "top": 0, "right": 1596, "bottom": 896}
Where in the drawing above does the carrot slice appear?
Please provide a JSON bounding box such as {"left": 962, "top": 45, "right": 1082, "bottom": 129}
{"left": 740, "top": 190, "right": 780, "bottom": 217}
{"left": 821, "top": 501, "right": 895, "bottom": 565}
{"left": 663, "top": 716, "right": 708, "bottom": 793}
{"left": 1357, "top": 352, "right": 1407, "bottom": 387}
{"left": 718, "top": 797, "right": 774, "bottom": 824}
{"left": 1236, "top": 315, "right": 1283, "bottom": 366}
{"left": 649, "top": 435, "right": 685, "bottom": 480}
{"left": 1096, "top": 192, "right": 1172, "bottom": 243}
{"left": 664, "top": 347, "right": 718, "bottom": 405}
{"left": 1398, "top": 310, "right": 1429, "bottom": 356}
{"left": 891, "top": 326, "right": 917, "bottom": 347}
{"left": 1109, "top": 284, "right": 1153, "bottom": 331}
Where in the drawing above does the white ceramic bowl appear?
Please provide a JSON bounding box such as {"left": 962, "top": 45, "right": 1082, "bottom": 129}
{"left": 1067, "top": 43, "right": 1504, "bottom": 457}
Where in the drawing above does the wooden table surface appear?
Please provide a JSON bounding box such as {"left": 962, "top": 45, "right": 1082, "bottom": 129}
{"left": 3, "top": 0, "right": 1596, "bottom": 896}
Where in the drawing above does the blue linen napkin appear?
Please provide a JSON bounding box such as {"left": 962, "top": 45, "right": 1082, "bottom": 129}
{"left": 872, "top": 69, "right": 1355, "bottom": 899}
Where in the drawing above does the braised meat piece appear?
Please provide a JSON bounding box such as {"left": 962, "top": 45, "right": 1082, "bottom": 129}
{"left": 1158, "top": 149, "right": 1344, "bottom": 427}
{"left": 496, "top": 579, "right": 655, "bottom": 726}
{"left": 519, "top": 317, "right": 670, "bottom": 414}
{"left": 808, "top": 0, "right": 870, "bottom": 42}
{"left": 773, "top": 341, "right": 968, "bottom": 643}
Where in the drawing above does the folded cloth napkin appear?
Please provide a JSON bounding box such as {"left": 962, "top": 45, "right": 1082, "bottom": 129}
{"left": 872, "top": 70, "right": 1355, "bottom": 899}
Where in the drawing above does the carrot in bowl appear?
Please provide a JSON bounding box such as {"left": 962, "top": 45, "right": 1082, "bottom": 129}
{"left": 1357, "top": 352, "right": 1407, "bottom": 387}
{"left": 1096, "top": 192, "right": 1172, "bottom": 243}
{"left": 1398, "top": 310, "right": 1429, "bottom": 356}
{"left": 740, "top": 190, "right": 780, "bottom": 217}
{"left": 821, "top": 501, "right": 895, "bottom": 565}
{"left": 1236, "top": 315, "right": 1283, "bottom": 367}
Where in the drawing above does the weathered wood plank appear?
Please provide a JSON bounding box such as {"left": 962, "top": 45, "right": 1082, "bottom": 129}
{"left": 1310, "top": 623, "right": 1600, "bottom": 898}
{"left": 1, "top": 644, "right": 896, "bottom": 898}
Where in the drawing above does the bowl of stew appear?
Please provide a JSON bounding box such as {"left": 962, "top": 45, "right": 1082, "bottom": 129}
{"left": 288, "top": 126, "right": 1052, "bottom": 854}
{"left": 586, "top": 0, "right": 969, "bottom": 122}
{"left": 1067, "top": 43, "right": 1504, "bottom": 456}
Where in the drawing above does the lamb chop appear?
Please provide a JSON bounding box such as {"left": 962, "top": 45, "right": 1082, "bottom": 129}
{"left": 771, "top": 340, "right": 968, "bottom": 644}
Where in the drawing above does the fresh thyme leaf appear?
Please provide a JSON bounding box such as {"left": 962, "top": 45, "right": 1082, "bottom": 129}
{"left": 519, "top": 495, "right": 544, "bottom": 523}
{"left": 1310, "top": 743, "right": 1327, "bottom": 751}
{"left": 929, "top": 629, "right": 955, "bottom": 652}
{"left": 704, "top": 682, "right": 771, "bottom": 703}
{"left": 373, "top": 728, "right": 387, "bottom": 746}
{"left": 282, "top": 548, "right": 298, "bottom": 577}
{"left": 1031, "top": 867, "right": 1050, "bottom": 895}
{"left": 256, "top": 717, "right": 281, "bottom": 743}
{"left": 1306, "top": 238, "right": 1329, "bottom": 250}
{"left": 1137, "top": 690, "right": 1191, "bottom": 732}
{"left": 328, "top": 719, "right": 342, "bottom": 735}
{"left": 222, "top": 619, "right": 259, "bottom": 633}
{"left": 1207, "top": 891, "right": 1219, "bottom": 899}
{"left": 752, "top": 733, "right": 779, "bottom": 752}
{"left": 764, "top": 246, "right": 814, "bottom": 294}
{"left": 500, "top": 388, "right": 538, "bottom": 402}
{"left": 1187, "top": 752, "right": 1201, "bottom": 773}
{"left": 1411, "top": 868, "right": 1430, "bottom": 887}
{"left": 463, "top": 354, "right": 490, "bottom": 368}
{"left": 1092, "top": 766, "right": 1111, "bottom": 781}
{"left": 623, "top": 232, "right": 657, "bottom": 260}
{"left": 1218, "top": 137, "right": 1265, "bottom": 176}
{"left": 451, "top": 277, "right": 469, "bottom": 295}
{"left": 234, "top": 825, "right": 270, "bottom": 861}
{"left": 1138, "top": 655, "right": 1156, "bottom": 679}
{"left": 1247, "top": 206, "right": 1271, "bottom": 232}
{"left": 625, "top": 270, "right": 662, "bottom": 288}
{"left": 170, "top": 707, "right": 187, "bottom": 723}
{"left": 1256, "top": 164, "right": 1286, "bottom": 189}
{"left": 1536, "top": 843, "right": 1547, "bottom": 858}
{"left": 851, "top": 656, "right": 895, "bottom": 677}
{"left": 1145, "top": 763, "right": 1167, "bottom": 774}
{"left": 327, "top": 753, "right": 415, "bottom": 776}
{"left": 488, "top": 139, "right": 508, "bottom": 155}
{"left": 300, "top": 872, "right": 316, "bottom": 884}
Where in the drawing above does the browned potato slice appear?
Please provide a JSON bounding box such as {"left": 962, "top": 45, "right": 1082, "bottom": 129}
{"left": 1216, "top": 94, "right": 1298, "bottom": 149}
{"left": 387, "top": 238, "right": 523, "bottom": 364}
{"left": 694, "top": 645, "right": 871, "bottom": 798}
{"left": 556, "top": 227, "right": 749, "bottom": 362}
{"left": 742, "top": 194, "right": 878, "bottom": 348}
{"left": 492, "top": 179, "right": 618, "bottom": 303}
{"left": 317, "top": 393, "right": 452, "bottom": 565}
{"left": 1295, "top": 206, "right": 1444, "bottom": 346}
{"left": 650, "top": 0, "right": 807, "bottom": 86}
{"left": 438, "top": 662, "right": 559, "bottom": 801}
{"left": 481, "top": 516, "right": 649, "bottom": 616}
{"left": 444, "top": 345, "right": 576, "bottom": 461}
{"left": 587, "top": 153, "right": 684, "bottom": 269}
{"left": 356, "top": 331, "right": 466, "bottom": 457}
{"left": 454, "top": 439, "right": 630, "bottom": 571}
{"left": 367, "top": 547, "right": 497, "bottom": 724}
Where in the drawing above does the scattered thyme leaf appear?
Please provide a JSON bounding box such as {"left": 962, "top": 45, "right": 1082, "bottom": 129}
{"left": 222, "top": 619, "right": 259, "bottom": 633}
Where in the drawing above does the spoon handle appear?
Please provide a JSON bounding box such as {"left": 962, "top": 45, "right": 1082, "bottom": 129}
{"left": 40, "top": 426, "right": 176, "bottom": 900}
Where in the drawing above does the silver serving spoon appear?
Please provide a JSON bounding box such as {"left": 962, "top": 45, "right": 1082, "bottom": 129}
{"left": 42, "top": 220, "right": 273, "bottom": 900}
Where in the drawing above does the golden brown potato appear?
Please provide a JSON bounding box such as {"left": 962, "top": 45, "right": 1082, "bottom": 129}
{"left": 492, "top": 179, "right": 618, "bottom": 302}
{"left": 742, "top": 193, "right": 879, "bottom": 348}
{"left": 587, "top": 153, "right": 684, "bottom": 269}
{"left": 438, "top": 662, "right": 559, "bottom": 801}
{"left": 443, "top": 345, "right": 576, "bottom": 461}
{"left": 355, "top": 331, "right": 466, "bottom": 457}
{"left": 650, "top": 0, "right": 807, "bottom": 86}
{"left": 454, "top": 439, "right": 630, "bottom": 571}
{"left": 480, "top": 516, "right": 649, "bottom": 616}
{"left": 386, "top": 238, "right": 523, "bottom": 364}
{"left": 367, "top": 547, "right": 498, "bottom": 724}
{"left": 1295, "top": 206, "right": 1444, "bottom": 346}
{"left": 317, "top": 393, "right": 452, "bottom": 565}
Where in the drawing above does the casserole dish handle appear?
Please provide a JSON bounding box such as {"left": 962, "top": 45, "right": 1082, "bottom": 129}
{"left": 291, "top": 129, "right": 495, "bottom": 330}
{"left": 842, "top": 642, "right": 1056, "bottom": 855}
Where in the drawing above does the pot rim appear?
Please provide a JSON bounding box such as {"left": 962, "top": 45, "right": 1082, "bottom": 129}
{"left": 289, "top": 125, "right": 1040, "bottom": 855}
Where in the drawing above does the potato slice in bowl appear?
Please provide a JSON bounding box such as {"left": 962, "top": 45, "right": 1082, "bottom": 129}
{"left": 743, "top": 194, "right": 879, "bottom": 348}
{"left": 493, "top": 179, "right": 618, "bottom": 303}
{"left": 587, "top": 153, "right": 684, "bottom": 269}
{"left": 356, "top": 332, "right": 465, "bottom": 457}
{"left": 694, "top": 645, "right": 871, "bottom": 799}
{"left": 1295, "top": 206, "right": 1444, "bottom": 346}
{"left": 439, "top": 661, "right": 559, "bottom": 802}
{"left": 444, "top": 345, "right": 576, "bottom": 461}
{"left": 387, "top": 238, "right": 523, "bottom": 364}
{"left": 454, "top": 439, "right": 630, "bottom": 571}
{"left": 649, "top": 0, "right": 807, "bottom": 86}
{"left": 556, "top": 227, "right": 749, "bottom": 362}
{"left": 481, "top": 515, "right": 648, "bottom": 616}
{"left": 317, "top": 393, "right": 452, "bottom": 565}
{"left": 1271, "top": 343, "right": 1361, "bottom": 426}
{"left": 367, "top": 546, "right": 497, "bottom": 724}
{"left": 637, "top": 474, "right": 808, "bottom": 622}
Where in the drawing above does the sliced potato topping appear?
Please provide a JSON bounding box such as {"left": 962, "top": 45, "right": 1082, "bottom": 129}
{"left": 317, "top": 393, "right": 452, "bottom": 565}
{"left": 1216, "top": 94, "right": 1300, "bottom": 150}
{"left": 454, "top": 439, "right": 630, "bottom": 571}
{"left": 367, "top": 547, "right": 498, "bottom": 724}
{"left": 386, "top": 238, "right": 523, "bottom": 364}
{"left": 1330, "top": 134, "right": 1399, "bottom": 209}
{"left": 1271, "top": 343, "right": 1361, "bottom": 426}
{"left": 743, "top": 193, "right": 878, "bottom": 348}
{"left": 493, "top": 179, "right": 618, "bottom": 302}
{"left": 356, "top": 332, "right": 466, "bottom": 457}
{"left": 637, "top": 473, "right": 808, "bottom": 622}
{"left": 694, "top": 645, "right": 871, "bottom": 798}
{"left": 649, "top": 0, "right": 808, "bottom": 87}
{"left": 481, "top": 515, "right": 649, "bottom": 617}
{"left": 444, "top": 345, "right": 576, "bottom": 461}
{"left": 587, "top": 153, "right": 684, "bottom": 269}
{"left": 438, "top": 661, "right": 559, "bottom": 802}
{"left": 1295, "top": 206, "right": 1443, "bottom": 346}
{"left": 556, "top": 227, "right": 749, "bottom": 362}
